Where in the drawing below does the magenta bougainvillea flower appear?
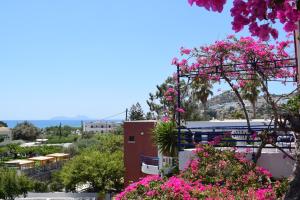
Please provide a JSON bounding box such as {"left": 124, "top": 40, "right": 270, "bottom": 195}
{"left": 188, "top": 0, "right": 300, "bottom": 40}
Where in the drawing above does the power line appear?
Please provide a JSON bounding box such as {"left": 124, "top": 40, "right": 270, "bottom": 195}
{"left": 99, "top": 110, "right": 127, "bottom": 121}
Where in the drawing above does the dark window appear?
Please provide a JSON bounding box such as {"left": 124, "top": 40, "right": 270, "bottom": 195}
{"left": 101, "top": 125, "right": 104, "bottom": 128}
{"left": 129, "top": 136, "right": 135, "bottom": 143}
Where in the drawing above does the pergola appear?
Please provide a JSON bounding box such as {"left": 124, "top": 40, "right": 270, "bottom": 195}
{"left": 175, "top": 57, "right": 298, "bottom": 151}
{"left": 46, "top": 153, "right": 70, "bottom": 162}
{"left": 5, "top": 159, "right": 35, "bottom": 170}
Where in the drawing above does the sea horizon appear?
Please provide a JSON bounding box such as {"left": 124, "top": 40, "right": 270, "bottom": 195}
{"left": 2, "top": 119, "right": 123, "bottom": 129}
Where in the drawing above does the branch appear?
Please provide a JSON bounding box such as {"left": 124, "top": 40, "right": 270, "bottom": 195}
{"left": 275, "top": 86, "right": 300, "bottom": 104}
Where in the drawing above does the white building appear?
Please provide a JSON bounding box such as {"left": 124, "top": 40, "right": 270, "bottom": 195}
{"left": 83, "top": 121, "right": 120, "bottom": 133}
{"left": 0, "top": 127, "right": 12, "bottom": 145}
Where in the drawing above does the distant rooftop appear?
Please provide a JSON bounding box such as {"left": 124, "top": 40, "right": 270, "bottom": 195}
{"left": 5, "top": 159, "right": 34, "bottom": 165}
{"left": 29, "top": 156, "right": 54, "bottom": 161}
{"left": 46, "top": 153, "right": 69, "bottom": 157}
{"left": 0, "top": 127, "right": 11, "bottom": 132}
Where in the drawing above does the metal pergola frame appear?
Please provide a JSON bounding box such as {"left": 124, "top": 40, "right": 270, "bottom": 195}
{"left": 175, "top": 58, "right": 298, "bottom": 151}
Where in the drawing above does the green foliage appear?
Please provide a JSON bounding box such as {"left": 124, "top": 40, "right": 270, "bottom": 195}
{"left": 153, "top": 122, "right": 177, "bottom": 157}
{"left": 0, "top": 168, "right": 32, "bottom": 200}
{"left": 0, "top": 121, "right": 8, "bottom": 127}
{"left": 229, "top": 110, "right": 245, "bottom": 119}
{"left": 13, "top": 121, "right": 40, "bottom": 141}
{"left": 240, "top": 80, "right": 260, "bottom": 119}
{"left": 46, "top": 135, "right": 79, "bottom": 144}
{"left": 147, "top": 77, "right": 203, "bottom": 121}
{"left": 2, "top": 144, "right": 63, "bottom": 160}
{"left": 31, "top": 181, "right": 48, "bottom": 192}
{"left": 129, "top": 102, "right": 145, "bottom": 121}
{"left": 191, "top": 78, "right": 213, "bottom": 120}
{"left": 44, "top": 125, "right": 79, "bottom": 137}
{"left": 57, "top": 134, "right": 124, "bottom": 193}
{"left": 59, "top": 149, "right": 124, "bottom": 193}
{"left": 283, "top": 94, "right": 300, "bottom": 113}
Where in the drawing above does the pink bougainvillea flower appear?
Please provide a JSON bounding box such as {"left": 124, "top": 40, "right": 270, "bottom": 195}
{"left": 176, "top": 108, "right": 186, "bottom": 113}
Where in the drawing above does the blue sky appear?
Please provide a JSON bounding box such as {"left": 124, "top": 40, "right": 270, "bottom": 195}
{"left": 0, "top": 1, "right": 296, "bottom": 120}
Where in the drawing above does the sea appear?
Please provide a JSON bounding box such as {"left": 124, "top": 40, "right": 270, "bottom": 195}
{"left": 2, "top": 120, "right": 121, "bottom": 129}
{"left": 3, "top": 120, "right": 85, "bottom": 128}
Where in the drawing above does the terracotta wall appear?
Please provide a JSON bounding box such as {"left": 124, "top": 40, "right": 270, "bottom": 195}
{"left": 124, "top": 121, "right": 157, "bottom": 186}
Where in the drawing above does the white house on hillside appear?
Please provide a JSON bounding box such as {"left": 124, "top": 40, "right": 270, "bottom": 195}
{"left": 83, "top": 121, "right": 119, "bottom": 133}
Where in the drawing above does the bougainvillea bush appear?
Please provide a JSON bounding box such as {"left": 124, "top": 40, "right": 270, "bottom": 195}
{"left": 188, "top": 0, "right": 300, "bottom": 41}
{"left": 116, "top": 144, "right": 288, "bottom": 200}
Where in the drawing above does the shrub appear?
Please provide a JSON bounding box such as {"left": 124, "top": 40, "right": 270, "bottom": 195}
{"left": 116, "top": 144, "right": 287, "bottom": 200}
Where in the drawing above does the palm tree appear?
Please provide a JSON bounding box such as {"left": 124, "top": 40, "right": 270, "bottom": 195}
{"left": 153, "top": 121, "right": 177, "bottom": 157}
{"left": 191, "top": 78, "right": 213, "bottom": 120}
{"left": 241, "top": 81, "right": 260, "bottom": 119}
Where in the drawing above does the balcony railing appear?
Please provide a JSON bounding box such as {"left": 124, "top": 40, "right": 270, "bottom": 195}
{"left": 140, "top": 155, "right": 159, "bottom": 166}
{"left": 178, "top": 125, "right": 295, "bottom": 151}
{"left": 140, "top": 155, "right": 159, "bottom": 175}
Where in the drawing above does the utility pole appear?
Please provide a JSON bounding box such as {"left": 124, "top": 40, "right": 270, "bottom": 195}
{"left": 294, "top": 23, "right": 300, "bottom": 84}
{"left": 125, "top": 108, "right": 128, "bottom": 121}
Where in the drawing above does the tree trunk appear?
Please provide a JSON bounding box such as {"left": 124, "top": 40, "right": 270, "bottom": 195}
{"left": 252, "top": 101, "right": 256, "bottom": 119}
{"left": 203, "top": 101, "right": 208, "bottom": 120}
{"left": 284, "top": 133, "right": 300, "bottom": 200}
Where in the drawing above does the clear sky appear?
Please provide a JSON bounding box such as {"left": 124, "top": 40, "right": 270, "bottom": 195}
{"left": 0, "top": 1, "right": 296, "bottom": 120}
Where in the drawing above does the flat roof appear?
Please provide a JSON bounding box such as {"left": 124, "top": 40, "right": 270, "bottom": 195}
{"left": 5, "top": 160, "right": 34, "bottom": 165}
{"left": 0, "top": 127, "right": 11, "bottom": 134}
{"left": 36, "top": 139, "right": 48, "bottom": 142}
{"left": 125, "top": 120, "right": 157, "bottom": 123}
{"left": 28, "top": 156, "right": 54, "bottom": 161}
{"left": 46, "top": 153, "right": 69, "bottom": 157}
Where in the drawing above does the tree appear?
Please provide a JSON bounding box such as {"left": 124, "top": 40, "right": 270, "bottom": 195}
{"left": 129, "top": 103, "right": 145, "bottom": 121}
{"left": 153, "top": 121, "right": 177, "bottom": 157}
{"left": 147, "top": 77, "right": 177, "bottom": 119}
{"left": 13, "top": 121, "right": 40, "bottom": 141}
{"left": 191, "top": 77, "right": 213, "bottom": 120}
{"left": 240, "top": 80, "right": 260, "bottom": 119}
{"left": 188, "top": 0, "right": 300, "bottom": 41}
{"left": 147, "top": 77, "right": 202, "bottom": 121}
{"left": 0, "top": 121, "right": 8, "bottom": 127}
{"left": 59, "top": 150, "right": 124, "bottom": 193}
{"left": 281, "top": 94, "right": 300, "bottom": 199}
{"left": 168, "top": 35, "right": 299, "bottom": 199}
{"left": 0, "top": 168, "right": 32, "bottom": 200}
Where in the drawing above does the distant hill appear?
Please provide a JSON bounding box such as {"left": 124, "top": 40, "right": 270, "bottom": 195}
{"left": 205, "top": 90, "right": 290, "bottom": 119}
{"left": 50, "top": 115, "right": 91, "bottom": 120}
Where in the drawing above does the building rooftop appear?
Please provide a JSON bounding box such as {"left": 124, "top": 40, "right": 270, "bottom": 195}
{"left": 36, "top": 139, "right": 48, "bottom": 142}
{"left": 0, "top": 127, "right": 11, "bottom": 132}
{"left": 28, "top": 156, "right": 54, "bottom": 161}
{"left": 5, "top": 159, "right": 34, "bottom": 165}
{"left": 46, "top": 153, "right": 69, "bottom": 157}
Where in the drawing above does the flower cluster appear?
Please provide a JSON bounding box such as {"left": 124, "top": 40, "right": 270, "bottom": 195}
{"left": 188, "top": 0, "right": 300, "bottom": 40}
{"left": 116, "top": 145, "right": 288, "bottom": 200}
{"left": 164, "top": 35, "right": 295, "bottom": 119}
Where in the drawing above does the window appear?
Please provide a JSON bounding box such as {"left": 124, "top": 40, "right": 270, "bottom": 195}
{"left": 128, "top": 136, "right": 135, "bottom": 143}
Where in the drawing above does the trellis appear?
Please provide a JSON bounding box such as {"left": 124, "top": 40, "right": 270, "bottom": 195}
{"left": 175, "top": 58, "right": 298, "bottom": 151}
